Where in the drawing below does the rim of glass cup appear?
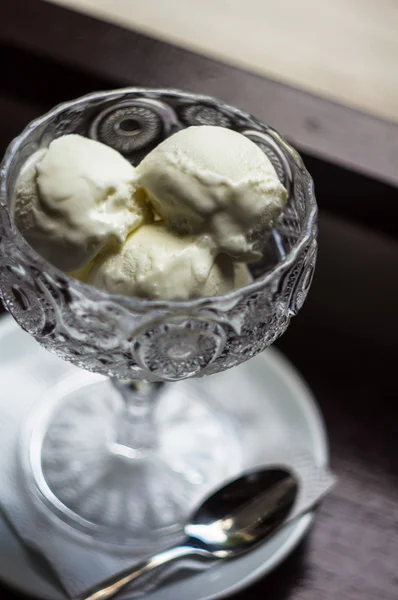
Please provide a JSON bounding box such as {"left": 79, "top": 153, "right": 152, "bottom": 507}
{"left": 0, "top": 87, "right": 317, "bottom": 310}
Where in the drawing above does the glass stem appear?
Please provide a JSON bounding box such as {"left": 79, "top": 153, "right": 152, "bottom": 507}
{"left": 111, "top": 379, "right": 163, "bottom": 457}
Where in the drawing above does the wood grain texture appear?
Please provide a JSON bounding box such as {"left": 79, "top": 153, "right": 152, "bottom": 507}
{"left": 47, "top": 0, "right": 398, "bottom": 125}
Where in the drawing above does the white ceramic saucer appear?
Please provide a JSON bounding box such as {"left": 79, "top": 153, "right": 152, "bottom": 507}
{"left": 0, "top": 315, "right": 328, "bottom": 600}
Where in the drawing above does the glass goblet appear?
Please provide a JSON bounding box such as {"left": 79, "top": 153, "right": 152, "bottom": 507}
{"left": 0, "top": 88, "right": 317, "bottom": 555}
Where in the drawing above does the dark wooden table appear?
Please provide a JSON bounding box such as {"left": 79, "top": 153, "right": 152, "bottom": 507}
{"left": 1, "top": 2, "right": 397, "bottom": 599}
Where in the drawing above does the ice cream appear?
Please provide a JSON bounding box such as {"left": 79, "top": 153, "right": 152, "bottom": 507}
{"left": 136, "top": 126, "right": 287, "bottom": 260}
{"left": 13, "top": 134, "right": 150, "bottom": 272}
{"left": 233, "top": 261, "right": 253, "bottom": 289}
{"left": 88, "top": 222, "right": 251, "bottom": 301}
{"left": 13, "top": 125, "right": 283, "bottom": 301}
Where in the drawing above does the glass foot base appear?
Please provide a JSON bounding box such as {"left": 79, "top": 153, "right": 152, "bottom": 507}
{"left": 23, "top": 375, "right": 241, "bottom": 552}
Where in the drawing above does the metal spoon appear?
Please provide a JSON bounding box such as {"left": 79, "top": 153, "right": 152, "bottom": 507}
{"left": 75, "top": 467, "right": 298, "bottom": 600}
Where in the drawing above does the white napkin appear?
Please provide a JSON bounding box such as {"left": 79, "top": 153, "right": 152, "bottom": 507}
{"left": 0, "top": 318, "right": 335, "bottom": 599}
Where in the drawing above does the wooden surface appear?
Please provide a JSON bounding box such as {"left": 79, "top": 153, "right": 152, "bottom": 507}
{"left": 0, "top": 1, "right": 397, "bottom": 599}
{"left": 2, "top": 0, "right": 398, "bottom": 188}
{"left": 48, "top": 0, "right": 398, "bottom": 125}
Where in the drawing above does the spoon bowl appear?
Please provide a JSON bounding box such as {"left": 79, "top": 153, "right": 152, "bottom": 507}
{"left": 185, "top": 468, "right": 298, "bottom": 553}
{"left": 76, "top": 467, "right": 298, "bottom": 600}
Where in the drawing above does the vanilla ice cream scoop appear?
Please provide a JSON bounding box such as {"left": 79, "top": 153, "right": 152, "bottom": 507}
{"left": 13, "top": 134, "right": 150, "bottom": 272}
{"left": 88, "top": 222, "right": 250, "bottom": 300}
{"left": 136, "top": 126, "right": 287, "bottom": 260}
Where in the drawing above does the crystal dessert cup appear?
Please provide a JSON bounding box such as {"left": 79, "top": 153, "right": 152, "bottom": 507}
{"left": 0, "top": 89, "right": 317, "bottom": 556}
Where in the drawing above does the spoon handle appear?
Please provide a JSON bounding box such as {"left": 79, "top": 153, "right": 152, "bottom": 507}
{"left": 73, "top": 544, "right": 213, "bottom": 600}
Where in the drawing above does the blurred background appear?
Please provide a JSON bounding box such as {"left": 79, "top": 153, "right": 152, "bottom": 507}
{"left": 42, "top": 1, "right": 398, "bottom": 184}
{"left": 0, "top": 1, "right": 397, "bottom": 599}
{"left": 49, "top": 0, "right": 398, "bottom": 123}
